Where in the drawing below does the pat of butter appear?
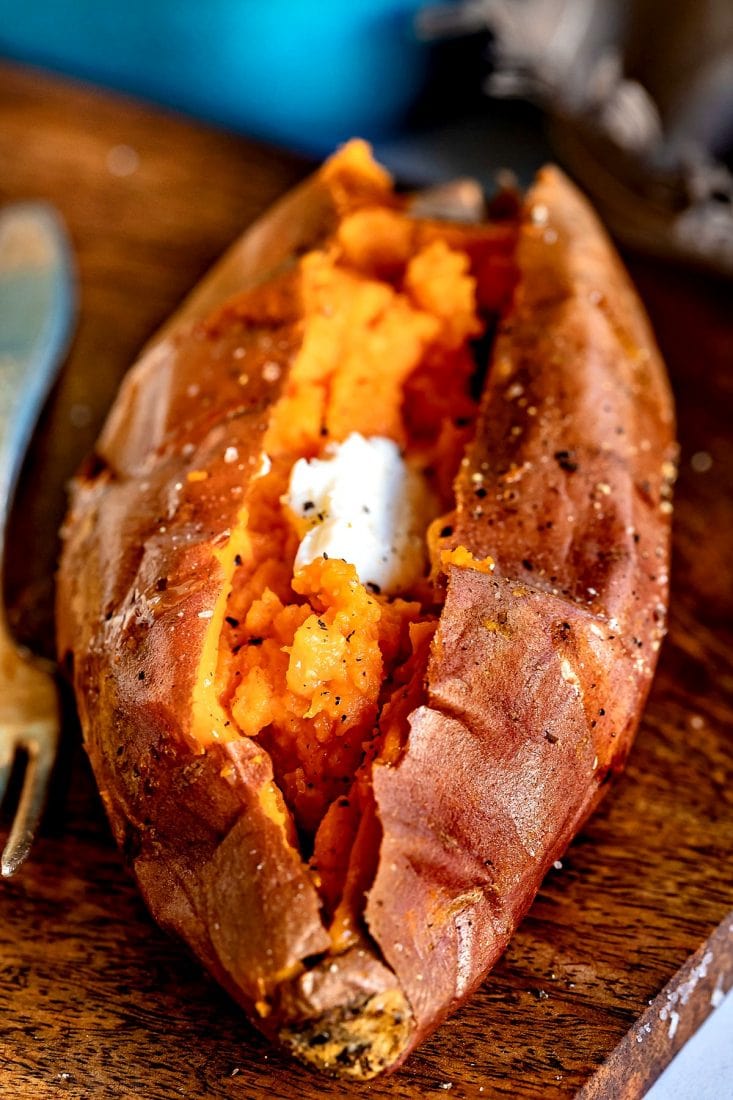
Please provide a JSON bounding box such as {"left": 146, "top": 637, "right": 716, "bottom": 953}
{"left": 284, "top": 433, "right": 437, "bottom": 595}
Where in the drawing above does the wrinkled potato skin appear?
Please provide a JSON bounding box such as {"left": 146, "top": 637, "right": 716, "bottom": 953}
{"left": 56, "top": 159, "right": 675, "bottom": 1078}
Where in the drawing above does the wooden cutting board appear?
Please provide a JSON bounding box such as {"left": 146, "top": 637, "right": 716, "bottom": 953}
{"left": 0, "top": 62, "right": 731, "bottom": 1100}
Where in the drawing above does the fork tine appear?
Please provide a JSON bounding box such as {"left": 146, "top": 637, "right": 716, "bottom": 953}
{"left": 1, "top": 731, "right": 58, "bottom": 877}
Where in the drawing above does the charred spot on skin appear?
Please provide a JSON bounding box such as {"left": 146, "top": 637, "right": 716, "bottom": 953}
{"left": 279, "top": 988, "right": 413, "bottom": 1079}
{"left": 544, "top": 730, "right": 559, "bottom": 744}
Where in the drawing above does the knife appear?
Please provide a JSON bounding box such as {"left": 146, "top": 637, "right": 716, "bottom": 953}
{"left": 0, "top": 202, "right": 76, "bottom": 518}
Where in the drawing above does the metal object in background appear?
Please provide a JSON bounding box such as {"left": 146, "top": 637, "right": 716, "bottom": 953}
{"left": 418, "top": 0, "right": 733, "bottom": 275}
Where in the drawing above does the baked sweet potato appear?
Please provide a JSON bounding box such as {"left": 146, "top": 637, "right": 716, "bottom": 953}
{"left": 56, "top": 142, "right": 676, "bottom": 1078}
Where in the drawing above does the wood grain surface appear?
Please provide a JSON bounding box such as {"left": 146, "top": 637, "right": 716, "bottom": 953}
{"left": 1, "top": 62, "right": 732, "bottom": 1100}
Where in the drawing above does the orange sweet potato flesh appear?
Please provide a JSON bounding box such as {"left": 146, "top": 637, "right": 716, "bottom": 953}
{"left": 56, "top": 143, "right": 675, "bottom": 1078}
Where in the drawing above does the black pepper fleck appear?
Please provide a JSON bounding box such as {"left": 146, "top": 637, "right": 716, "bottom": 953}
{"left": 554, "top": 450, "right": 578, "bottom": 472}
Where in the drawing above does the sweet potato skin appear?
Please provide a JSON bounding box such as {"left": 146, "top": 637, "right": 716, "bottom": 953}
{"left": 56, "top": 154, "right": 675, "bottom": 1076}
{"left": 365, "top": 166, "right": 676, "bottom": 1045}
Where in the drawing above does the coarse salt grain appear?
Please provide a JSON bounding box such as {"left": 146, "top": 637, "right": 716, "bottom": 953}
{"left": 262, "top": 361, "right": 281, "bottom": 383}
{"left": 224, "top": 446, "right": 239, "bottom": 464}
{"left": 198, "top": 610, "right": 214, "bottom": 619}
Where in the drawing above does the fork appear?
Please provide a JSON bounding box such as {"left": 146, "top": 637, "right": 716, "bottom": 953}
{"left": 0, "top": 202, "right": 75, "bottom": 877}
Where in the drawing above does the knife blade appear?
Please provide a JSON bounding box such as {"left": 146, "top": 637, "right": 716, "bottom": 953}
{"left": 0, "top": 202, "right": 76, "bottom": 521}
